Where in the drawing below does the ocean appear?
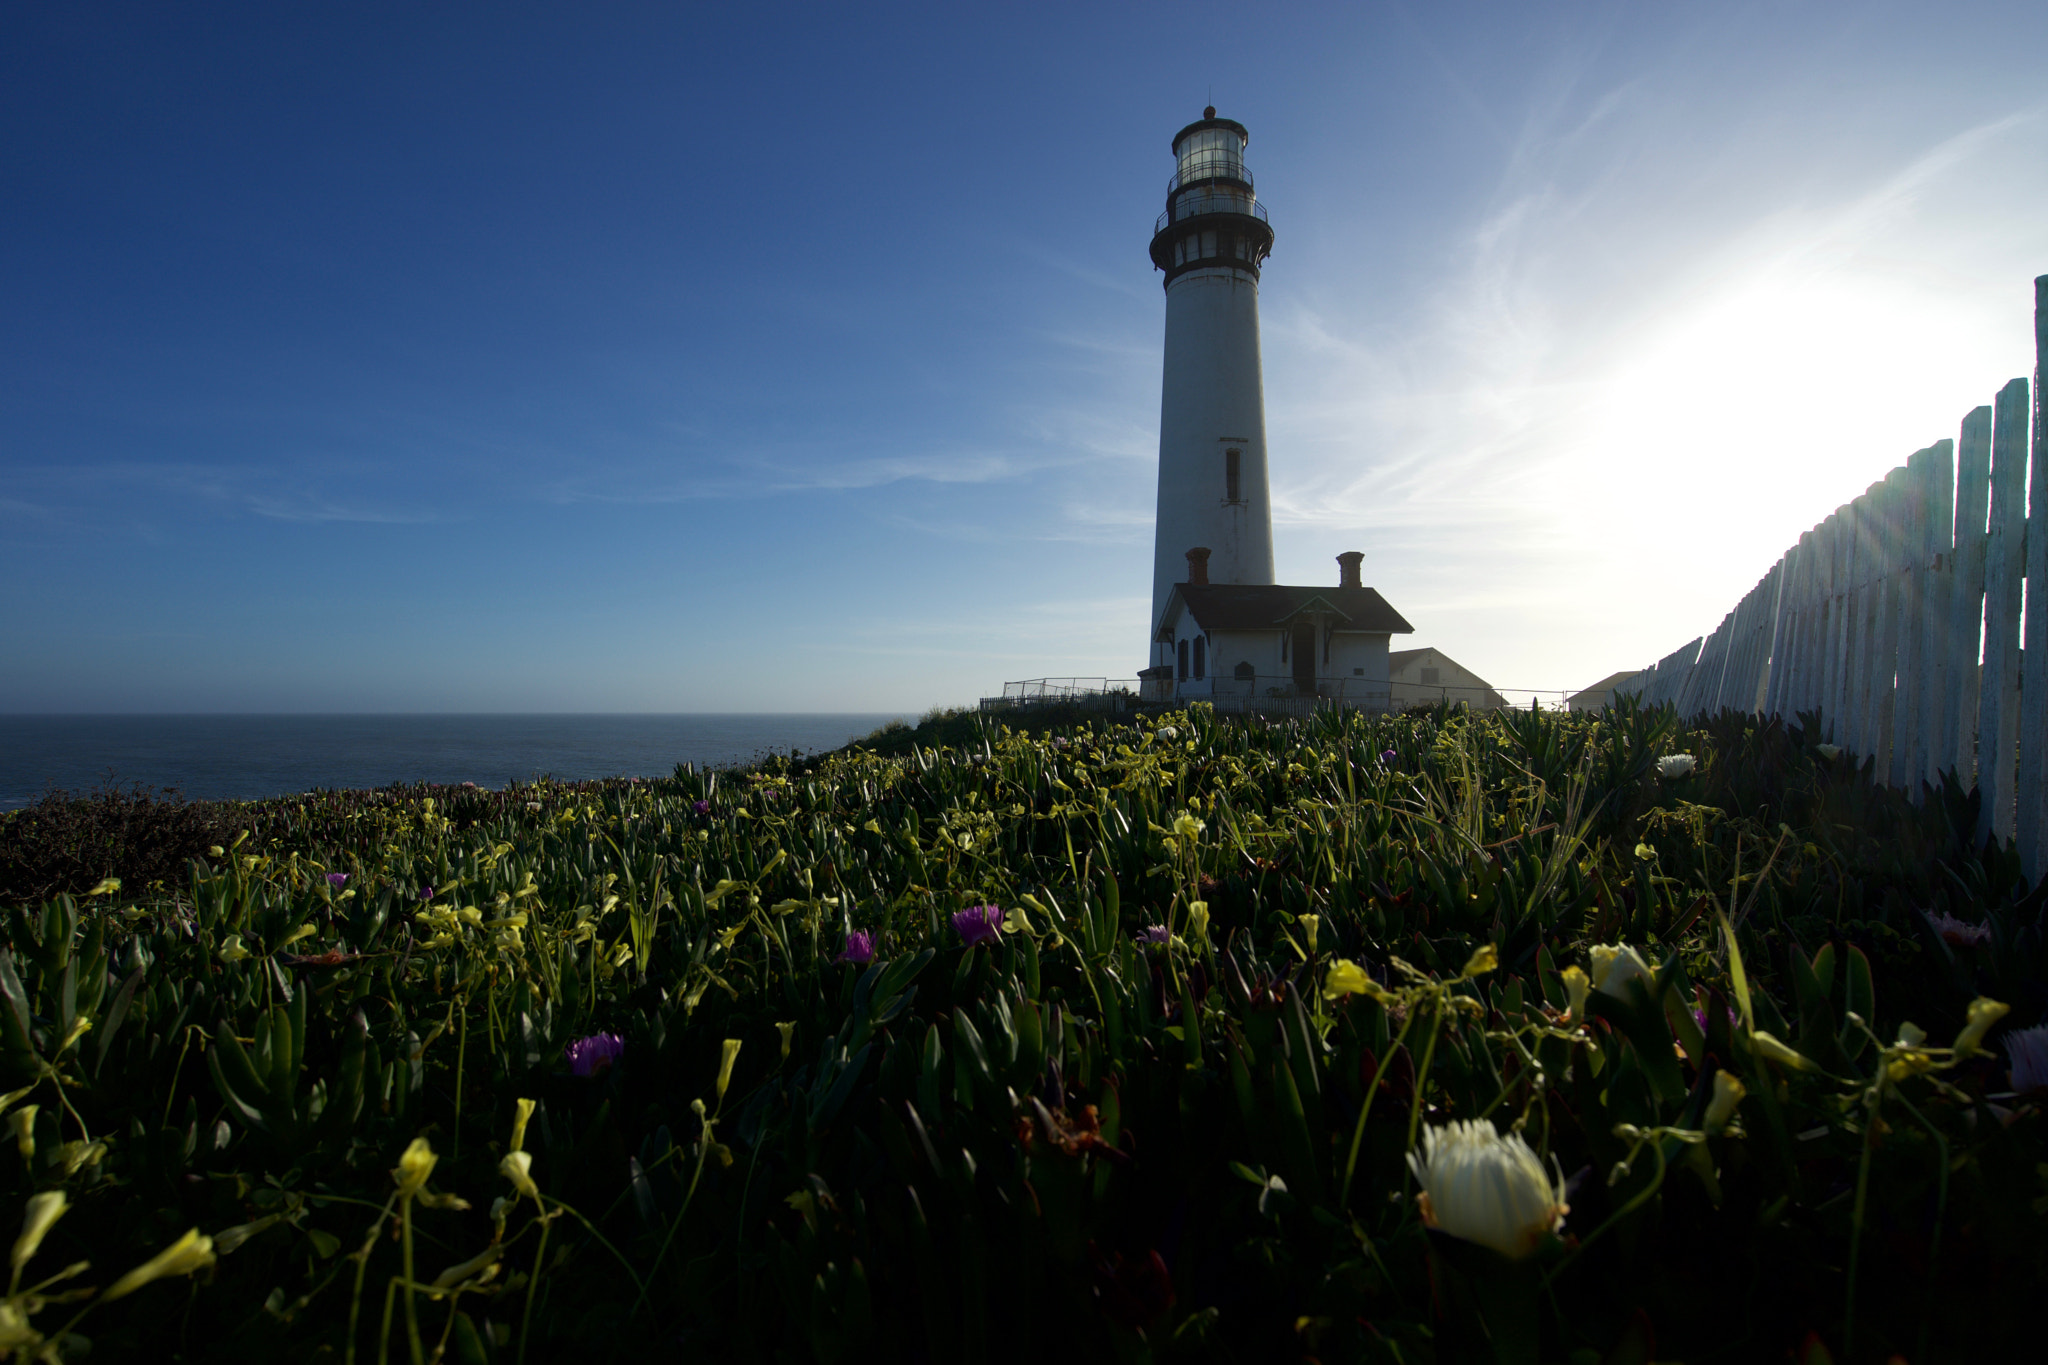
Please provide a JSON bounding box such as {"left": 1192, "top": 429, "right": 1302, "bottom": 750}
{"left": 0, "top": 714, "right": 909, "bottom": 811}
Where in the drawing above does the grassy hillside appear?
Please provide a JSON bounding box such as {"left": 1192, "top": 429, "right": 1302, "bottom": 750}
{"left": 0, "top": 700, "right": 2040, "bottom": 1363}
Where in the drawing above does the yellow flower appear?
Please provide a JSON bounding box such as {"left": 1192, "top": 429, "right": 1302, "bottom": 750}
{"left": 1002, "top": 905, "right": 1032, "bottom": 935}
{"left": 776, "top": 1021, "right": 796, "bottom": 1061}
{"left": 217, "top": 935, "right": 252, "bottom": 964}
{"left": 1407, "top": 1120, "right": 1568, "bottom": 1259}
{"left": 0, "top": 1301, "right": 36, "bottom": 1350}
{"left": 1953, "top": 997, "right": 2010, "bottom": 1058}
{"left": 1461, "top": 943, "right": 1499, "bottom": 979}
{"left": 102, "top": 1228, "right": 216, "bottom": 1301}
{"left": 1561, "top": 966, "right": 1591, "bottom": 1024}
{"left": 1172, "top": 811, "right": 1205, "bottom": 841}
{"left": 509, "top": 1098, "right": 535, "bottom": 1154}
{"left": 1187, "top": 901, "right": 1210, "bottom": 945}
{"left": 84, "top": 877, "right": 122, "bottom": 897}
{"left": 1703, "top": 1070, "right": 1746, "bottom": 1133}
{"left": 12, "top": 1191, "right": 67, "bottom": 1273}
{"left": 1321, "top": 959, "right": 1381, "bottom": 1001}
{"left": 391, "top": 1138, "right": 438, "bottom": 1199}
{"left": 499, "top": 1150, "right": 539, "bottom": 1201}
{"left": 1298, "top": 915, "right": 1320, "bottom": 956}
{"left": 9, "top": 1107, "right": 35, "bottom": 1161}
{"left": 717, "top": 1039, "right": 743, "bottom": 1102}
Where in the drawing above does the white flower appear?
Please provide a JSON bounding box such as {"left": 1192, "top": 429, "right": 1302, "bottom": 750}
{"left": 1656, "top": 753, "right": 1696, "bottom": 780}
{"left": 1924, "top": 910, "right": 1990, "bottom": 948}
{"left": 2004, "top": 1023, "right": 2048, "bottom": 1092}
{"left": 1406, "top": 1120, "right": 1568, "bottom": 1259}
{"left": 1813, "top": 744, "right": 1841, "bottom": 761}
{"left": 1157, "top": 726, "right": 1178, "bottom": 740}
{"left": 1589, "top": 943, "right": 1653, "bottom": 999}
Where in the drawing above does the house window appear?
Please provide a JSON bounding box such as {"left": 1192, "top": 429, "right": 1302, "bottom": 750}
{"left": 1225, "top": 448, "right": 1240, "bottom": 502}
{"left": 1420, "top": 667, "right": 1441, "bottom": 685}
{"left": 1193, "top": 636, "right": 1206, "bottom": 680}
{"left": 1235, "top": 661, "right": 1254, "bottom": 681}
{"left": 1178, "top": 639, "right": 1189, "bottom": 680}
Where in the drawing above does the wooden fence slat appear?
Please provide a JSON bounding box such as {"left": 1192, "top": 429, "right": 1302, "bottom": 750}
{"left": 1948, "top": 407, "right": 1992, "bottom": 783}
{"left": 1913, "top": 440, "right": 1956, "bottom": 792}
{"left": 1977, "top": 378, "right": 2029, "bottom": 845}
{"left": 2021, "top": 277, "right": 2048, "bottom": 879}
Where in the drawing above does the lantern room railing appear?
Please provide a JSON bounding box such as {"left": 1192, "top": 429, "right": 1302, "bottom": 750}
{"left": 1155, "top": 194, "right": 1268, "bottom": 236}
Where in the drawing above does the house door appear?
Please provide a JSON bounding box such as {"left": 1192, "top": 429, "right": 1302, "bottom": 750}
{"left": 1291, "top": 625, "right": 1316, "bottom": 695}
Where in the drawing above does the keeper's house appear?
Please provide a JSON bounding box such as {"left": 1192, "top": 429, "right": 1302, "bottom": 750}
{"left": 1143, "top": 548, "right": 1413, "bottom": 707}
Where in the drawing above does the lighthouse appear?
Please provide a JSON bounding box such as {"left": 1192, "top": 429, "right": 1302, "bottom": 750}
{"left": 1146, "top": 108, "right": 1277, "bottom": 661}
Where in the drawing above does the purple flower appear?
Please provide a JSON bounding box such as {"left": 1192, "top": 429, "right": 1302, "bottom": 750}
{"left": 326, "top": 872, "right": 349, "bottom": 888}
{"left": 565, "top": 1032, "right": 625, "bottom": 1078}
{"left": 419, "top": 885, "right": 434, "bottom": 901}
{"left": 951, "top": 905, "right": 1004, "bottom": 947}
{"left": 837, "top": 930, "right": 875, "bottom": 964}
{"left": 1139, "top": 925, "right": 1171, "bottom": 946}
{"left": 692, "top": 800, "right": 712, "bottom": 816}
{"left": 1380, "top": 749, "right": 1398, "bottom": 765}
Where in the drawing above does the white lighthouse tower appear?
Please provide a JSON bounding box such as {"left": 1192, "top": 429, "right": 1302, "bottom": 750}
{"left": 1146, "top": 108, "right": 1277, "bottom": 660}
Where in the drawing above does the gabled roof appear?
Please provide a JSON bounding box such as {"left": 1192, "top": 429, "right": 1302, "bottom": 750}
{"left": 1388, "top": 647, "right": 1492, "bottom": 683}
{"left": 1568, "top": 670, "right": 1638, "bottom": 702}
{"left": 1163, "top": 584, "right": 1414, "bottom": 636}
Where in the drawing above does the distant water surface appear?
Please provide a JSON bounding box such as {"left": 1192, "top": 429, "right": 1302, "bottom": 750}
{"left": 0, "top": 714, "right": 908, "bottom": 810}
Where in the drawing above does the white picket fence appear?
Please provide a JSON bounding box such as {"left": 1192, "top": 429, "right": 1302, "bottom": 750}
{"left": 1611, "top": 275, "right": 2047, "bottom": 883}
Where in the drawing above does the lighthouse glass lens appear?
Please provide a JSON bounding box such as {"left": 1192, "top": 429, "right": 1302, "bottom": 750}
{"left": 1176, "top": 128, "right": 1242, "bottom": 184}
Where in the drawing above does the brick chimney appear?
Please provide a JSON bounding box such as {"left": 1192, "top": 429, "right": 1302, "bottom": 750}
{"left": 1184, "top": 546, "right": 1211, "bottom": 585}
{"left": 1336, "top": 551, "right": 1363, "bottom": 588}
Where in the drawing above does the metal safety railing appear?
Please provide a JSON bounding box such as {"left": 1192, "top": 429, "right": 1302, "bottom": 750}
{"left": 1155, "top": 193, "right": 1268, "bottom": 236}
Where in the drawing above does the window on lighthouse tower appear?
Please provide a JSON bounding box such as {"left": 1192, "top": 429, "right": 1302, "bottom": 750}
{"left": 1225, "top": 449, "right": 1241, "bottom": 503}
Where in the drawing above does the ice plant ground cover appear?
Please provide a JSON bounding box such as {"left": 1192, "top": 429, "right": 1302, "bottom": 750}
{"left": 0, "top": 700, "right": 2044, "bottom": 1362}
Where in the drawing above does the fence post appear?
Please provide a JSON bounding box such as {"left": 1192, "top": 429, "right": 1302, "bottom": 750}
{"left": 1977, "top": 377, "right": 2030, "bottom": 846}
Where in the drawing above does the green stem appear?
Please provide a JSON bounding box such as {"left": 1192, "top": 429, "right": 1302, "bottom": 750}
{"left": 1339, "top": 1004, "right": 1417, "bottom": 1209}
{"left": 401, "top": 1196, "right": 423, "bottom": 1365}
{"left": 518, "top": 1212, "right": 553, "bottom": 1365}
{"left": 1402, "top": 998, "right": 1446, "bottom": 1179}
{"left": 451, "top": 995, "right": 467, "bottom": 1162}
{"left": 632, "top": 1138, "right": 711, "bottom": 1317}
{"left": 1843, "top": 1074, "right": 1887, "bottom": 1360}
{"left": 343, "top": 1195, "right": 398, "bottom": 1365}
{"left": 1541, "top": 1139, "right": 1669, "bottom": 1288}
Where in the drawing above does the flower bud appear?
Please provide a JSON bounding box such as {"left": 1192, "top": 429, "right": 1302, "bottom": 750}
{"left": 11, "top": 1191, "right": 66, "bottom": 1273}
{"left": 509, "top": 1098, "right": 535, "bottom": 1154}
{"left": 1561, "top": 966, "right": 1591, "bottom": 1024}
{"left": 1703, "top": 1070, "right": 1746, "bottom": 1133}
{"left": 1298, "top": 915, "right": 1320, "bottom": 956}
{"left": 9, "top": 1107, "right": 35, "bottom": 1161}
{"left": 1589, "top": 944, "right": 1652, "bottom": 999}
{"left": 1748, "top": 1030, "right": 1813, "bottom": 1071}
{"left": 717, "top": 1039, "right": 743, "bottom": 1102}
{"left": 102, "top": 1228, "right": 216, "bottom": 1301}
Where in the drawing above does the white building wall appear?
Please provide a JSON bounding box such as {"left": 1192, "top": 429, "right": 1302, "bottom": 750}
{"left": 1150, "top": 267, "right": 1276, "bottom": 630}
{"left": 1325, "top": 633, "right": 1391, "bottom": 694}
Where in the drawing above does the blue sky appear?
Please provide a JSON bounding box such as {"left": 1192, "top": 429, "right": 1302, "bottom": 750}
{"left": 4, "top": 1, "right": 2044, "bottom": 712}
